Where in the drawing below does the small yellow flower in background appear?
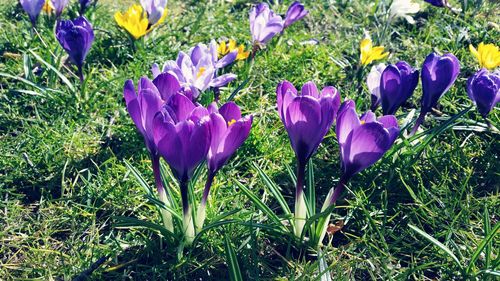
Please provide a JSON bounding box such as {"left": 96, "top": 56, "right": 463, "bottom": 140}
{"left": 43, "top": 0, "right": 54, "bottom": 14}
{"left": 360, "top": 38, "right": 389, "bottom": 66}
{"left": 114, "top": 4, "right": 150, "bottom": 40}
{"left": 218, "top": 39, "right": 250, "bottom": 61}
{"left": 469, "top": 43, "right": 500, "bottom": 69}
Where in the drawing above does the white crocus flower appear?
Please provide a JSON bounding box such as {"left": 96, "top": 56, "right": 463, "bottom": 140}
{"left": 389, "top": 0, "right": 420, "bottom": 24}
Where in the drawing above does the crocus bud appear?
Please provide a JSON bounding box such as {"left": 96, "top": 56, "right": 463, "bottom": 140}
{"left": 284, "top": 1, "right": 308, "bottom": 28}
{"left": 367, "top": 63, "right": 386, "bottom": 111}
{"left": 20, "top": 0, "right": 45, "bottom": 27}
{"left": 467, "top": 69, "right": 500, "bottom": 118}
{"left": 336, "top": 100, "right": 399, "bottom": 180}
{"left": 421, "top": 52, "right": 460, "bottom": 113}
{"left": 140, "top": 0, "right": 167, "bottom": 26}
{"left": 380, "top": 61, "right": 419, "bottom": 115}
{"left": 50, "top": 0, "right": 69, "bottom": 17}
{"left": 249, "top": 3, "right": 284, "bottom": 45}
{"left": 55, "top": 16, "right": 95, "bottom": 82}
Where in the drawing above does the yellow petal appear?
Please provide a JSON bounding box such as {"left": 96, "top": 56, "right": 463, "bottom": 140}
{"left": 228, "top": 39, "right": 237, "bottom": 50}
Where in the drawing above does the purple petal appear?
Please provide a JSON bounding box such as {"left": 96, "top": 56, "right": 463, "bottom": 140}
{"left": 153, "top": 72, "right": 181, "bottom": 101}
{"left": 219, "top": 102, "right": 242, "bottom": 123}
{"left": 209, "top": 73, "right": 237, "bottom": 88}
{"left": 301, "top": 81, "right": 320, "bottom": 98}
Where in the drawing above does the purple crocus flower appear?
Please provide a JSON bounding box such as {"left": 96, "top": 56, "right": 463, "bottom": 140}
{"left": 51, "top": 0, "right": 69, "bottom": 17}
{"left": 140, "top": 0, "right": 167, "bottom": 26}
{"left": 196, "top": 101, "right": 253, "bottom": 231}
{"left": 249, "top": 3, "right": 284, "bottom": 45}
{"left": 277, "top": 80, "right": 341, "bottom": 237}
{"left": 318, "top": 99, "right": 399, "bottom": 245}
{"left": 411, "top": 52, "right": 460, "bottom": 135}
{"left": 284, "top": 1, "right": 308, "bottom": 28}
{"left": 19, "top": 0, "right": 45, "bottom": 27}
{"left": 55, "top": 16, "right": 94, "bottom": 82}
{"left": 367, "top": 63, "right": 386, "bottom": 111}
{"left": 380, "top": 61, "right": 419, "bottom": 115}
{"left": 153, "top": 41, "right": 237, "bottom": 99}
{"left": 123, "top": 73, "right": 181, "bottom": 232}
{"left": 153, "top": 92, "right": 211, "bottom": 244}
{"left": 467, "top": 69, "right": 499, "bottom": 118}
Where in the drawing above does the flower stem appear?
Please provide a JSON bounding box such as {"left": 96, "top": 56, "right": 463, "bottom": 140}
{"left": 195, "top": 172, "right": 215, "bottom": 232}
{"left": 152, "top": 155, "right": 174, "bottom": 233}
{"left": 180, "top": 180, "right": 195, "bottom": 245}
{"left": 294, "top": 161, "right": 307, "bottom": 238}
{"left": 317, "top": 177, "right": 347, "bottom": 245}
{"left": 410, "top": 111, "right": 426, "bottom": 137}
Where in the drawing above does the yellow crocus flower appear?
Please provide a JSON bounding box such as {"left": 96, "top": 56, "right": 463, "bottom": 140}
{"left": 43, "top": 0, "right": 54, "bottom": 14}
{"left": 114, "top": 4, "right": 150, "bottom": 40}
{"left": 360, "top": 38, "right": 389, "bottom": 66}
{"left": 217, "top": 39, "right": 250, "bottom": 61}
{"left": 469, "top": 43, "right": 500, "bottom": 69}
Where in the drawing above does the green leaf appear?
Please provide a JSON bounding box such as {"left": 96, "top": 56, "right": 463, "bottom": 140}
{"left": 252, "top": 162, "right": 291, "bottom": 216}
{"left": 114, "top": 216, "right": 174, "bottom": 239}
{"left": 193, "top": 219, "right": 239, "bottom": 245}
{"left": 306, "top": 158, "right": 316, "bottom": 223}
{"left": 29, "top": 49, "right": 76, "bottom": 92}
{"left": 124, "top": 159, "right": 154, "bottom": 196}
{"left": 409, "top": 224, "right": 462, "bottom": 268}
{"left": 466, "top": 222, "right": 499, "bottom": 274}
{"left": 224, "top": 233, "right": 243, "bottom": 281}
{"left": 234, "top": 180, "right": 286, "bottom": 231}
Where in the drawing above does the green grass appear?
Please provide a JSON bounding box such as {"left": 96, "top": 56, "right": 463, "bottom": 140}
{"left": 0, "top": 0, "right": 499, "bottom": 280}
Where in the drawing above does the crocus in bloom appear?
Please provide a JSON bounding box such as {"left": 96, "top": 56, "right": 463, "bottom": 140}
{"left": 360, "top": 38, "right": 389, "bottom": 66}
{"left": 140, "top": 0, "right": 168, "bottom": 26}
{"left": 367, "top": 63, "right": 386, "bottom": 111}
{"left": 249, "top": 3, "right": 284, "bottom": 46}
{"left": 277, "top": 80, "right": 341, "bottom": 237}
{"left": 55, "top": 16, "right": 94, "bottom": 82}
{"left": 153, "top": 41, "right": 237, "bottom": 99}
{"left": 115, "top": 4, "right": 150, "bottom": 40}
{"left": 469, "top": 43, "right": 500, "bottom": 70}
{"left": 50, "top": 0, "right": 69, "bottom": 17}
{"left": 153, "top": 93, "right": 211, "bottom": 244}
{"left": 317, "top": 100, "right": 399, "bottom": 244}
{"left": 380, "top": 61, "right": 419, "bottom": 115}
{"left": 389, "top": 0, "right": 420, "bottom": 24}
{"left": 467, "top": 69, "right": 500, "bottom": 119}
{"left": 20, "top": 0, "right": 45, "bottom": 27}
{"left": 123, "top": 73, "right": 181, "bottom": 232}
{"left": 284, "top": 1, "right": 308, "bottom": 28}
{"left": 411, "top": 52, "right": 460, "bottom": 135}
{"left": 218, "top": 39, "right": 250, "bottom": 61}
{"left": 195, "top": 102, "right": 253, "bottom": 231}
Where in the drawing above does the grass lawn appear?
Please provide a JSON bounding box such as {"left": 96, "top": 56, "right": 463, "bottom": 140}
{"left": 0, "top": 0, "right": 499, "bottom": 280}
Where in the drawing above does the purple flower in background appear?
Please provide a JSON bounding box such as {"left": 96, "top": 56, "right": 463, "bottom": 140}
{"left": 284, "top": 1, "right": 308, "bottom": 28}
{"left": 467, "top": 69, "right": 499, "bottom": 118}
{"left": 79, "top": 0, "right": 94, "bottom": 14}
{"left": 55, "top": 16, "right": 94, "bottom": 82}
{"left": 20, "top": 0, "right": 45, "bottom": 27}
{"left": 277, "top": 80, "right": 341, "bottom": 237}
{"left": 380, "top": 61, "right": 419, "bottom": 115}
{"left": 140, "top": 0, "right": 167, "bottom": 25}
{"left": 153, "top": 92, "right": 211, "bottom": 243}
{"left": 411, "top": 52, "right": 460, "bottom": 134}
{"left": 424, "top": 0, "right": 446, "bottom": 7}
{"left": 196, "top": 101, "right": 253, "bottom": 231}
{"left": 367, "top": 63, "right": 386, "bottom": 111}
{"left": 249, "top": 3, "right": 284, "bottom": 45}
{"left": 51, "top": 0, "right": 69, "bottom": 17}
{"left": 153, "top": 41, "right": 237, "bottom": 99}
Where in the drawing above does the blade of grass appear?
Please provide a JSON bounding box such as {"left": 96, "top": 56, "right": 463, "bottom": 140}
{"left": 224, "top": 233, "right": 243, "bottom": 281}
{"left": 29, "top": 49, "right": 75, "bottom": 92}
{"left": 252, "top": 162, "right": 291, "bottom": 216}
{"left": 466, "top": 222, "right": 499, "bottom": 274}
